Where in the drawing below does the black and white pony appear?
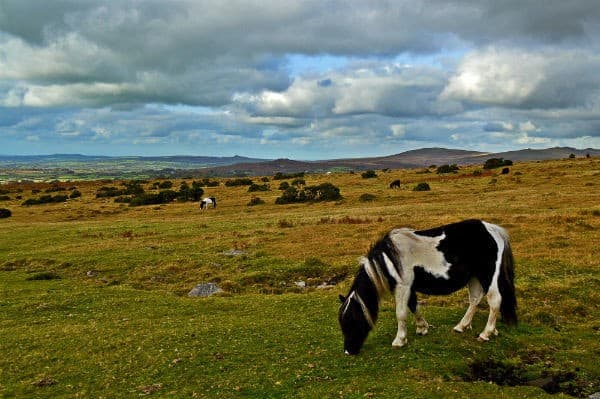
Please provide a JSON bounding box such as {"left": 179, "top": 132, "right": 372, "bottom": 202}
{"left": 200, "top": 197, "right": 217, "bottom": 210}
{"left": 338, "top": 219, "right": 517, "bottom": 355}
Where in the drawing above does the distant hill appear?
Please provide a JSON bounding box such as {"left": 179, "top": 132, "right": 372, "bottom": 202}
{"left": 1, "top": 147, "right": 598, "bottom": 181}
{"left": 201, "top": 147, "right": 599, "bottom": 176}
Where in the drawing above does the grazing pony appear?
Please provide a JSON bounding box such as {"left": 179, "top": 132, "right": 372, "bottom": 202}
{"left": 338, "top": 219, "right": 516, "bottom": 355}
{"left": 200, "top": 197, "right": 217, "bottom": 210}
{"left": 389, "top": 179, "right": 401, "bottom": 189}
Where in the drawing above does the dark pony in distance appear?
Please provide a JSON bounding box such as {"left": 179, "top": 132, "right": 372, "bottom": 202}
{"left": 200, "top": 197, "right": 217, "bottom": 210}
{"left": 338, "top": 219, "right": 517, "bottom": 355}
{"left": 389, "top": 179, "right": 401, "bottom": 189}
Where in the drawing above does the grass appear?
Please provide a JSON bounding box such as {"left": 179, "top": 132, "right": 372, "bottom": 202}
{"left": 1, "top": 157, "right": 599, "bottom": 398}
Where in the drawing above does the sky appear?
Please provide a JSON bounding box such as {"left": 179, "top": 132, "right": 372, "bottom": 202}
{"left": 1, "top": 1, "right": 600, "bottom": 160}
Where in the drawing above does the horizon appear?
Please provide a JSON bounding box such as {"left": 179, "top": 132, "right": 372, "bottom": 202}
{"left": 1, "top": 145, "right": 598, "bottom": 163}
{"left": 1, "top": 2, "right": 600, "bottom": 158}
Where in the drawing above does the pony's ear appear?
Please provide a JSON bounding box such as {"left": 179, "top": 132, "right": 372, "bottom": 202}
{"left": 338, "top": 294, "right": 346, "bottom": 303}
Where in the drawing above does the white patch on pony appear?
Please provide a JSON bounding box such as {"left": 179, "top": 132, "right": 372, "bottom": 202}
{"left": 361, "top": 257, "right": 388, "bottom": 295}
{"left": 382, "top": 252, "right": 403, "bottom": 285}
{"left": 388, "top": 228, "right": 452, "bottom": 280}
{"left": 342, "top": 290, "right": 375, "bottom": 329}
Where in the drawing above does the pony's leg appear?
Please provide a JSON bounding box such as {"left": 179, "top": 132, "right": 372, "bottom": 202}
{"left": 392, "top": 284, "right": 411, "bottom": 348}
{"left": 478, "top": 286, "right": 501, "bottom": 341}
{"left": 415, "top": 305, "right": 429, "bottom": 336}
{"left": 453, "top": 278, "right": 484, "bottom": 333}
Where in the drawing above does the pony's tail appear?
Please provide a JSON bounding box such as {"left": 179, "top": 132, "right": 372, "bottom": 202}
{"left": 498, "top": 237, "right": 518, "bottom": 325}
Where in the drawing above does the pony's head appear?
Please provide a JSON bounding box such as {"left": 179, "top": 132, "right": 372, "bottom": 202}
{"left": 338, "top": 291, "right": 373, "bottom": 355}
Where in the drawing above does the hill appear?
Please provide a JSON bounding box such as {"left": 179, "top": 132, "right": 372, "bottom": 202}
{"left": 202, "top": 147, "right": 599, "bottom": 176}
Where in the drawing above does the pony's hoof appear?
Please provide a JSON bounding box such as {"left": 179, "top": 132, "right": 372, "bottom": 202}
{"left": 477, "top": 333, "right": 490, "bottom": 342}
{"left": 392, "top": 338, "right": 407, "bottom": 348}
{"left": 453, "top": 324, "right": 471, "bottom": 333}
{"left": 416, "top": 327, "right": 428, "bottom": 336}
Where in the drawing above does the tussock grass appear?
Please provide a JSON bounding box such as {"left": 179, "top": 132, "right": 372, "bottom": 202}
{"left": 1, "top": 157, "right": 599, "bottom": 397}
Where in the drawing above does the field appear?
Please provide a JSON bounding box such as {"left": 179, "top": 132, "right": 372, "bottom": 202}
{"left": 1, "top": 158, "right": 599, "bottom": 398}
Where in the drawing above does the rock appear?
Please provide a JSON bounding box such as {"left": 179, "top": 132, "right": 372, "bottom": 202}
{"left": 86, "top": 270, "right": 97, "bottom": 277}
{"left": 294, "top": 281, "right": 306, "bottom": 288}
{"left": 222, "top": 249, "right": 246, "bottom": 256}
{"left": 589, "top": 393, "right": 600, "bottom": 399}
{"left": 188, "top": 283, "right": 222, "bottom": 297}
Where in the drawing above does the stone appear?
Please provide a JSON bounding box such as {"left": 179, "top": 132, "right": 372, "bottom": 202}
{"left": 188, "top": 283, "right": 222, "bottom": 297}
{"left": 294, "top": 281, "right": 306, "bottom": 288}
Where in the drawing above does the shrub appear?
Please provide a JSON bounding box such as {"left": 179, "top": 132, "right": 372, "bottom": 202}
{"left": 273, "top": 172, "right": 304, "bottom": 180}
{"left": 275, "top": 182, "right": 341, "bottom": 204}
{"left": 291, "top": 178, "right": 305, "bottom": 186}
{"left": 361, "top": 170, "right": 377, "bottom": 179}
{"left": 278, "top": 181, "right": 290, "bottom": 190}
{"left": 260, "top": 177, "right": 270, "bottom": 182}
{"left": 22, "top": 194, "right": 68, "bottom": 206}
{"left": 248, "top": 183, "right": 269, "bottom": 192}
{"left": 225, "top": 178, "right": 253, "bottom": 187}
{"left": 45, "top": 185, "right": 66, "bottom": 193}
{"left": 483, "top": 158, "right": 513, "bottom": 169}
{"left": 359, "top": 193, "right": 377, "bottom": 202}
{"left": 413, "top": 182, "right": 431, "bottom": 191}
{"left": 69, "top": 190, "right": 82, "bottom": 199}
{"left": 0, "top": 208, "right": 11, "bottom": 218}
{"left": 158, "top": 180, "right": 173, "bottom": 189}
{"left": 128, "top": 190, "right": 178, "bottom": 206}
{"left": 436, "top": 164, "right": 459, "bottom": 174}
{"left": 177, "top": 181, "right": 204, "bottom": 201}
{"left": 0, "top": 195, "right": 10, "bottom": 201}
{"left": 472, "top": 170, "right": 483, "bottom": 176}
{"left": 247, "top": 196, "right": 265, "bottom": 206}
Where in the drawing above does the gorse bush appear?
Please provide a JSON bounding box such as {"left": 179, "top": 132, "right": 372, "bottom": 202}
{"left": 225, "top": 178, "right": 253, "bottom": 187}
{"left": 436, "top": 164, "right": 459, "bottom": 174}
{"left": 273, "top": 172, "right": 304, "bottom": 180}
{"left": 248, "top": 183, "right": 269, "bottom": 192}
{"left": 22, "top": 194, "right": 69, "bottom": 206}
{"left": 128, "top": 190, "right": 178, "bottom": 207}
{"left": 413, "top": 182, "right": 431, "bottom": 191}
{"left": 361, "top": 170, "right": 377, "bottom": 179}
{"left": 275, "top": 182, "right": 341, "bottom": 204}
{"left": 484, "top": 158, "right": 513, "bottom": 169}
{"left": 0, "top": 208, "right": 11, "bottom": 218}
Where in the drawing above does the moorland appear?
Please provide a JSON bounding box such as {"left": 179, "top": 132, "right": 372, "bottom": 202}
{"left": 0, "top": 156, "right": 598, "bottom": 398}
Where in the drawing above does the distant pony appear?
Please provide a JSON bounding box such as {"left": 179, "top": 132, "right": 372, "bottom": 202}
{"left": 389, "top": 179, "right": 401, "bottom": 189}
{"left": 200, "top": 197, "right": 217, "bottom": 210}
{"left": 339, "top": 219, "right": 517, "bottom": 355}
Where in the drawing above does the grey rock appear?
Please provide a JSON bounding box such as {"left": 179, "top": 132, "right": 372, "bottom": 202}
{"left": 188, "top": 283, "right": 222, "bottom": 297}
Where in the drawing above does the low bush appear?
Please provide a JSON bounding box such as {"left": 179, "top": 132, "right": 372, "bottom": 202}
{"left": 273, "top": 172, "right": 304, "bottom": 180}
{"left": 248, "top": 183, "right": 269, "bottom": 192}
{"left": 413, "top": 182, "right": 431, "bottom": 191}
{"left": 225, "top": 178, "right": 253, "bottom": 187}
{"left": 0, "top": 195, "right": 10, "bottom": 201}
{"left": 483, "top": 158, "right": 513, "bottom": 169}
{"left": 22, "top": 194, "right": 69, "bottom": 206}
{"left": 436, "top": 164, "right": 459, "bottom": 174}
{"left": 0, "top": 208, "right": 11, "bottom": 218}
{"left": 128, "top": 190, "right": 178, "bottom": 207}
{"left": 69, "top": 190, "right": 82, "bottom": 199}
{"left": 361, "top": 170, "right": 377, "bottom": 179}
{"left": 275, "top": 182, "right": 341, "bottom": 204}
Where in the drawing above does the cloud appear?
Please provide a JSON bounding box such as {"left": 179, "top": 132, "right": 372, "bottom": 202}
{"left": 442, "top": 47, "right": 600, "bottom": 109}
{"left": 1, "top": 1, "right": 600, "bottom": 157}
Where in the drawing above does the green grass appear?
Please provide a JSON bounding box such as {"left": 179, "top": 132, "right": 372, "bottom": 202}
{"left": 1, "top": 157, "right": 599, "bottom": 397}
{"left": 1, "top": 272, "right": 584, "bottom": 398}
